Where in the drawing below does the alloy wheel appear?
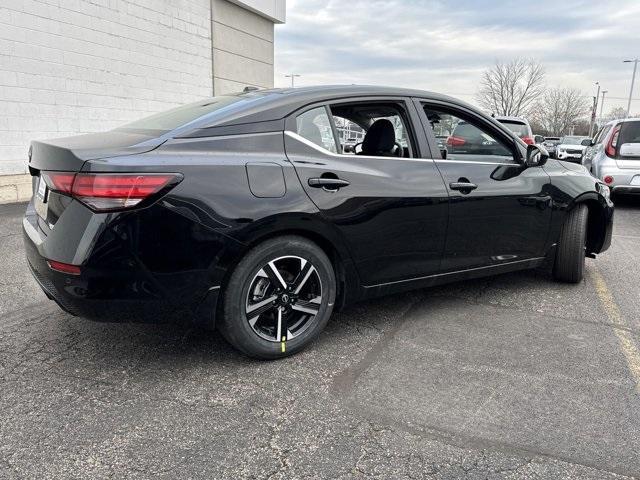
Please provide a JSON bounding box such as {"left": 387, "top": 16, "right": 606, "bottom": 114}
{"left": 245, "top": 255, "right": 323, "bottom": 342}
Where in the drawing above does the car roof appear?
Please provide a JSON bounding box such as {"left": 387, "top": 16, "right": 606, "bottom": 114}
{"left": 167, "top": 84, "right": 524, "bottom": 144}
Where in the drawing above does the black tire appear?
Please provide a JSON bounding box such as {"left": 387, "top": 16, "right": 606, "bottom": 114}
{"left": 218, "top": 235, "right": 336, "bottom": 359}
{"left": 553, "top": 204, "right": 588, "bottom": 283}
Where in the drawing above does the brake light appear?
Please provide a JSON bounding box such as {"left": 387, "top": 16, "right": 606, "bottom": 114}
{"left": 41, "top": 172, "right": 181, "bottom": 211}
{"left": 606, "top": 125, "right": 621, "bottom": 157}
{"left": 47, "top": 260, "right": 81, "bottom": 275}
{"left": 71, "top": 174, "right": 180, "bottom": 211}
{"left": 447, "top": 136, "right": 466, "bottom": 146}
{"left": 521, "top": 136, "right": 535, "bottom": 145}
{"left": 42, "top": 172, "right": 75, "bottom": 193}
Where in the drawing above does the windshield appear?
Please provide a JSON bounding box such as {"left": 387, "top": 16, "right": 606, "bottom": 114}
{"left": 498, "top": 120, "right": 529, "bottom": 137}
{"left": 116, "top": 95, "right": 259, "bottom": 133}
{"left": 560, "top": 136, "right": 587, "bottom": 145}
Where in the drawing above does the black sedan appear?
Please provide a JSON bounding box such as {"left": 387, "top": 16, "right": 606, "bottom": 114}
{"left": 23, "top": 85, "right": 614, "bottom": 358}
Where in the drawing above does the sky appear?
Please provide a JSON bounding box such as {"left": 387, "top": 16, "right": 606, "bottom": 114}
{"left": 274, "top": 0, "right": 640, "bottom": 115}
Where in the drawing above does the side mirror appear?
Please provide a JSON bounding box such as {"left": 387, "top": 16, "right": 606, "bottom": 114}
{"left": 525, "top": 144, "right": 549, "bottom": 167}
{"left": 581, "top": 139, "right": 592, "bottom": 147}
{"left": 534, "top": 135, "right": 545, "bottom": 144}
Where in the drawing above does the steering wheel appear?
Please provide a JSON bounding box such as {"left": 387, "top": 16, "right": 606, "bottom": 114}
{"left": 393, "top": 142, "right": 404, "bottom": 157}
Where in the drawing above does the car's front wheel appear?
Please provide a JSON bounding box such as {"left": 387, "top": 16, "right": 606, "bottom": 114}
{"left": 553, "top": 204, "right": 588, "bottom": 283}
{"left": 219, "top": 236, "right": 336, "bottom": 359}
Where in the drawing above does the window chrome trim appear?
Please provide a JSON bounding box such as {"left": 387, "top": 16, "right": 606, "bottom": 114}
{"left": 435, "top": 158, "right": 519, "bottom": 166}
{"left": 285, "top": 130, "right": 433, "bottom": 163}
{"left": 171, "top": 131, "right": 282, "bottom": 143}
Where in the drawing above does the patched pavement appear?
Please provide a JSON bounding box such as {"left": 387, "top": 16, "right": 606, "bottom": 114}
{"left": 1, "top": 198, "right": 640, "bottom": 479}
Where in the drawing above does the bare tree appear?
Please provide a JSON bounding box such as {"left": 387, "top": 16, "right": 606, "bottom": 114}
{"left": 531, "top": 87, "right": 590, "bottom": 136}
{"left": 477, "top": 58, "right": 545, "bottom": 116}
{"left": 603, "top": 107, "right": 628, "bottom": 122}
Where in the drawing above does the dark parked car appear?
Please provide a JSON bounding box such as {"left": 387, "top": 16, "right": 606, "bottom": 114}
{"left": 543, "top": 136, "right": 561, "bottom": 158}
{"left": 24, "top": 85, "right": 614, "bottom": 359}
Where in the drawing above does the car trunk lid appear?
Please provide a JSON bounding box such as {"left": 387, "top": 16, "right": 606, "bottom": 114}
{"left": 29, "top": 130, "right": 165, "bottom": 172}
{"left": 27, "top": 130, "right": 165, "bottom": 231}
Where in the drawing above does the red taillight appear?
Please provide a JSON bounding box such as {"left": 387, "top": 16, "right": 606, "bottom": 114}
{"left": 521, "top": 136, "right": 535, "bottom": 145}
{"left": 47, "top": 260, "right": 81, "bottom": 275}
{"left": 41, "top": 172, "right": 181, "bottom": 211}
{"left": 606, "top": 125, "right": 621, "bottom": 157}
{"left": 447, "top": 136, "right": 466, "bottom": 146}
{"left": 604, "top": 175, "right": 614, "bottom": 185}
{"left": 43, "top": 172, "right": 75, "bottom": 193}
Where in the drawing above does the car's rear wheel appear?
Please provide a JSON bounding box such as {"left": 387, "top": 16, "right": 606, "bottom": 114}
{"left": 553, "top": 204, "right": 588, "bottom": 283}
{"left": 219, "top": 236, "right": 336, "bottom": 359}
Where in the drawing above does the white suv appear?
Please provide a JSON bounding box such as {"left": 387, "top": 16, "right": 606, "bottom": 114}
{"left": 584, "top": 118, "right": 640, "bottom": 194}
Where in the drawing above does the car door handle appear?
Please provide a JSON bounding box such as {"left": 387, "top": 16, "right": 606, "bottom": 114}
{"left": 449, "top": 181, "right": 478, "bottom": 192}
{"left": 308, "top": 177, "right": 350, "bottom": 189}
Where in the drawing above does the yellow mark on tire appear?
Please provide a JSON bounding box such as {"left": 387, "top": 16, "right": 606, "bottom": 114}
{"left": 591, "top": 268, "right": 640, "bottom": 393}
{"left": 281, "top": 336, "right": 286, "bottom": 353}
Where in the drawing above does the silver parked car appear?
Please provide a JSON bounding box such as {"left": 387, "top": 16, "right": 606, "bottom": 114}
{"left": 584, "top": 118, "right": 640, "bottom": 194}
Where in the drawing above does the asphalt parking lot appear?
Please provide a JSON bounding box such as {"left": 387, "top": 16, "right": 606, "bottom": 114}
{"left": 1, "top": 199, "right": 640, "bottom": 479}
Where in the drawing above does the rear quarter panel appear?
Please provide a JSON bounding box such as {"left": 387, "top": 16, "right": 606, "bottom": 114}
{"left": 83, "top": 131, "right": 361, "bottom": 302}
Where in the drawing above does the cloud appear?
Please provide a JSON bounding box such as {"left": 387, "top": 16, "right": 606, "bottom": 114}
{"left": 274, "top": 0, "right": 640, "bottom": 114}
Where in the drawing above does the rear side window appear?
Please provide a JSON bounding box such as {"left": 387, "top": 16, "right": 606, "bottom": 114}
{"left": 595, "top": 125, "right": 612, "bottom": 144}
{"left": 296, "top": 107, "right": 338, "bottom": 153}
{"left": 328, "top": 101, "right": 416, "bottom": 157}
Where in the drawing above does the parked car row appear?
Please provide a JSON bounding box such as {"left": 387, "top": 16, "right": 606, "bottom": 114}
{"left": 536, "top": 119, "right": 640, "bottom": 195}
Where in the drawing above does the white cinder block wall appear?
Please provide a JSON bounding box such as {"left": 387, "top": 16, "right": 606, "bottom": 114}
{"left": 0, "top": 0, "right": 213, "bottom": 178}
{"left": 212, "top": 0, "right": 275, "bottom": 94}
{"left": 0, "top": 0, "right": 284, "bottom": 204}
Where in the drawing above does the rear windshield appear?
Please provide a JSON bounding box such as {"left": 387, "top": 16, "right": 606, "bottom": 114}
{"left": 620, "top": 122, "right": 640, "bottom": 145}
{"left": 498, "top": 120, "right": 529, "bottom": 137}
{"left": 116, "top": 94, "right": 263, "bottom": 133}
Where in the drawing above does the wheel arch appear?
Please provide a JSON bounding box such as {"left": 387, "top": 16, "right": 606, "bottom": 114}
{"left": 569, "top": 192, "right": 609, "bottom": 254}
{"left": 214, "top": 216, "right": 362, "bottom": 327}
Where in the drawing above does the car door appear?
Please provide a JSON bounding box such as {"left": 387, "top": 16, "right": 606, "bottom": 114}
{"left": 417, "top": 99, "right": 552, "bottom": 272}
{"left": 284, "top": 98, "right": 449, "bottom": 287}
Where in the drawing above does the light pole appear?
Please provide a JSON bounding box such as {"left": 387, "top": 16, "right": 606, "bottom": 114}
{"left": 599, "top": 90, "right": 608, "bottom": 122}
{"left": 284, "top": 74, "right": 301, "bottom": 88}
{"left": 589, "top": 82, "right": 600, "bottom": 137}
{"left": 624, "top": 59, "right": 638, "bottom": 118}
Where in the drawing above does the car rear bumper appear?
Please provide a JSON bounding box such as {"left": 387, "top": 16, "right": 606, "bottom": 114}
{"left": 611, "top": 185, "right": 640, "bottom": 194}
{"left": 596, "top": 163, "right": 640, "bottom": 192}
{"left": 22, "top": 200, "right": 238, "bottom": 325}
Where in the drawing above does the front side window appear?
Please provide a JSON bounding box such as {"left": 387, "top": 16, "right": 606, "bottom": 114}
{"left": 423, "top": 105, "right": 514, "bottom": 162}
{"left": 296, "top": 107, "right": 338, "bottom": 153}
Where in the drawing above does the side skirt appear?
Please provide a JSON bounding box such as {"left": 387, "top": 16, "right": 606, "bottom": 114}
{"left": 360, "top": 257, "right": 546, "bottom": 300}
